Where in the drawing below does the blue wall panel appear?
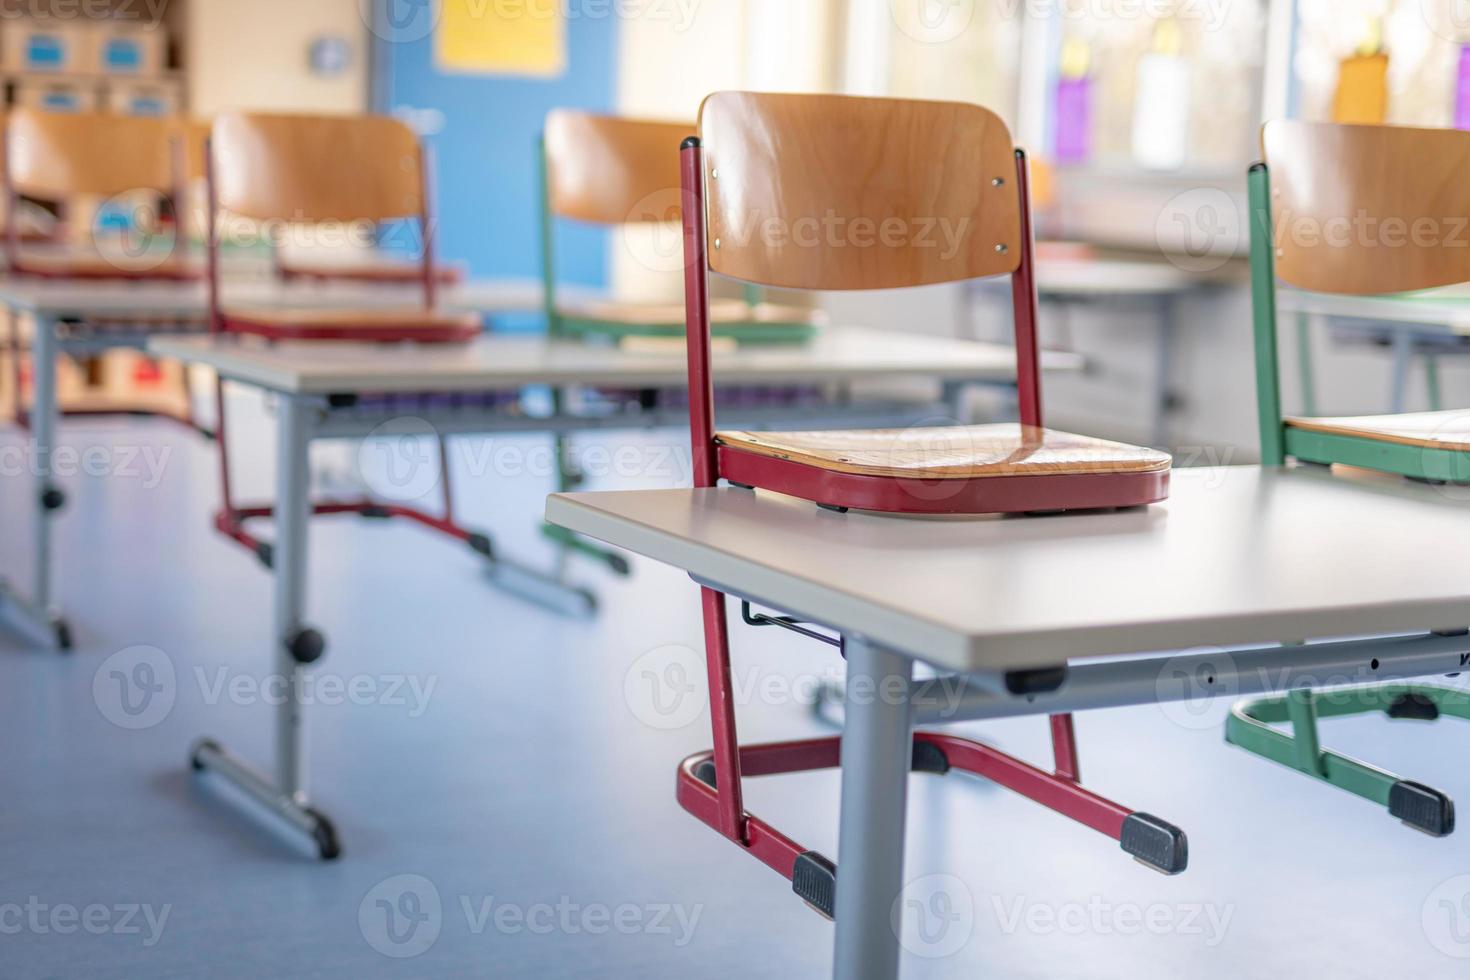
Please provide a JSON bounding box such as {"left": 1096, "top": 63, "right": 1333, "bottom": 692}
{"left": 376, "top": 12, "right": 618, "bottom": 307}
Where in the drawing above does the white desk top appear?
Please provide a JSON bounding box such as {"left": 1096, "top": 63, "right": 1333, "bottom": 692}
{"left": 1032, "top": 257, "right": 1211, "bottom": 297}
{"left": 0, "top": 276, "right": 562, "bottom": 319}
{"left": 1278, "top": 287, "right": 1470, "bottom": 335}
{"left": 151, "top": 327, "right": 1081, "bottom": 394}
{"left": 547, "top": 465, "right": 1470, "bottom": 673}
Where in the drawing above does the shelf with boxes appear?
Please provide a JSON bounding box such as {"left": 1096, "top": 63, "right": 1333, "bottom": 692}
{"left": 1, "top": 12, "right": 182, "bottom": 116}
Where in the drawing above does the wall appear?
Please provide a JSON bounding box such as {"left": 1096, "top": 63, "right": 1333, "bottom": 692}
{"left": 187, "top": 0, "right": 370, "bottom": 115}
{"left": 378, "top": 9, "right": 618, "bottom": 292}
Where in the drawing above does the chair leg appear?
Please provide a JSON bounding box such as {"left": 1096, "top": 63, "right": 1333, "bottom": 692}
{"left": 1226, "top": 684, "right": 1466, "bottom": 837}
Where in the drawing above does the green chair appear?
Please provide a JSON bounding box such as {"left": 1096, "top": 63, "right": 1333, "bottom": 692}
{"left": 536, "top": 109, "right": 823, "bottom": 575}
{"left": 1250, "top": 119, "right": 1470, "bottom": 483}
{"left": 539, "top": 108, "right": 822, "bottom": 345}
{"left": 1235, "top": 119, "right": 1470, "bottom": 835}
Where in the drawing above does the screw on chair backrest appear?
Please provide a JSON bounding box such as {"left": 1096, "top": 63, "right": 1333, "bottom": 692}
{"left": 205, "top": 112, "right": 439, "bottom": 322}
{"left": 1261, "top": 119, "right": 1470, "bottom": 296}
{"left": 543, "top": 109, "right": 692, "bottom": 226}
{"left": 679, "top": 91, "right": 1042, "bottom": 487}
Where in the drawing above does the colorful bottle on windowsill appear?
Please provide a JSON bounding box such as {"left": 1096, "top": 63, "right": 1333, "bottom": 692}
{"left": 1053, "top": 37, "right": 1092, "bottom": 165}
{"left": 1131, "top": 17, "right": 1190, "bottom": 171}
{"left": 1332, "top": 17, "right": 1388, "bottom": 124}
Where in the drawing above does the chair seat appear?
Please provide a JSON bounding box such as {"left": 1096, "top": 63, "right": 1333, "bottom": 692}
{"left": 559, "top": 298, "right": 824, "bottom": 328}
{"left": 1285, "top": 411, "right": 1470, "bottom": 451}
{"left": 11, "top": 251, "right": 200, "bottom": 280}
{"left": 221, "top": 306, "right": 481, "bottom": 343}
{"left": 717, "top": 424, "right": 1171, "bottom": 479}
{"left": 276, "top": 258, "right": 464, "bottom": 284}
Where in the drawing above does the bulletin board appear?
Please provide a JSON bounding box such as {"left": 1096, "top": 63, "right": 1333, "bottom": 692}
{"left": 435, "top": 0, "right": 567, "bottom": 77}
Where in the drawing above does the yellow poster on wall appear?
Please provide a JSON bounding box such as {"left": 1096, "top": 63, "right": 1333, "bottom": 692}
{"left": 435, "top": 0, "right": 566, "bottom": 78}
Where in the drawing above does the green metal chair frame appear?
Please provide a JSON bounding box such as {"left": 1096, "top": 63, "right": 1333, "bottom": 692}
{"left": 1226, "top": 684, "right": 1466, "bottom": 836}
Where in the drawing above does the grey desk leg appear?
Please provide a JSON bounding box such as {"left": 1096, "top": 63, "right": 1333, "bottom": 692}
{"left": 832, "top": 637, "right": 914, "bottom": 980}
{"left": 190, "top": 394, "right": 340, "bottom": 859}
{"left": 1390, "top": 326, "right": 1412, "bottom": 414}
{"left": 1151, "top": 296, "right": 1177, "bottom": 449}
{"left": 0, "top": 315, "right": 70, "bottom": 650}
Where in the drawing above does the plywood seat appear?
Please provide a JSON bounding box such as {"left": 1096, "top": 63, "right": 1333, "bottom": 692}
{"left": 277, "top": 258, "right": 465, "bottom": 285}
{"left": 11, "top": 250, "right": 200, "bottom": 281}
{"left": 717, "top": 424, "right": 1171, "bottom": 479}
{"left": 221, "top": 306, "right": 481, "bottom": 343}
{"left": 1285, "top": 411, "right": 1470, "bottom": 451}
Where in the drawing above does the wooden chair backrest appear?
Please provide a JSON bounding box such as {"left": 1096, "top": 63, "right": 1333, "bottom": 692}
{"left": 211, "top": 112, "right": 424, "bottom": 223}
{"left": 696, "top": 91, "right": 1022, "bottom": 290}
{"left": 544, "top": 110, "right": 691, "bottom": 224}
{"left": 1263, "top": 119, "right": 1470, "bottom": 295}
{"left": 8, "top": 109, "right": 178, "bottom": 199}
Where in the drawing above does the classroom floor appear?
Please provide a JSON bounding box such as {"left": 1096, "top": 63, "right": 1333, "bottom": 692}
{"left": 2, "top": 398, "right": 1468, "bottom": 978}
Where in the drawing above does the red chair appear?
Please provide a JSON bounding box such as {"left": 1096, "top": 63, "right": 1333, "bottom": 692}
{"left": 204, "top": 112, "right": 490, "bottom": 567}
{"left": 3, "top": 110, "right": 205, "bottom": 432}
{"left": 675, "top": 92, "right": 1183, "bottom": 917}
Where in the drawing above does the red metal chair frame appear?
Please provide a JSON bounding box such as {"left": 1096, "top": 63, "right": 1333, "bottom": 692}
{"left": 675, "top": 132, "right": 1185, "bottom": 918}
{"left": 202, "top": 130, "right": 489, "bottom": 566}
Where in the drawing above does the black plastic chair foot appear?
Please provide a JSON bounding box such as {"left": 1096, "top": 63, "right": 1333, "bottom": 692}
{"left": 1121, "top": 812, "right": 1189, "bottom": 875}
{"left": 1391, "top": 781, "right": 1455, "bottom": 837}
{"left": 792, "top": 851, "right": 836, "bottom": 920}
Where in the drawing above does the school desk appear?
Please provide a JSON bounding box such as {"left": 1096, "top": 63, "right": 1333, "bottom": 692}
{"left": 545, "top": 463, "right": 1470, "bottom": 980}
{"left": 142, "top": 327, "right": 1081, "bottom": 858}
{"left": 1275, "top": 286, "right": 1470, "bottom": 416}
{"left": 0, "top": 275, "right": 592, "bottom": 651}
